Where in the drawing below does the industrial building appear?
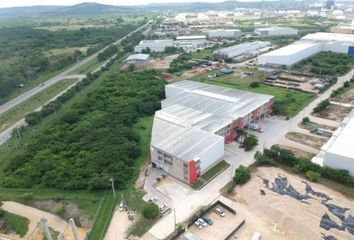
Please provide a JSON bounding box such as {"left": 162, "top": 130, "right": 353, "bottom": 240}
{"left": 208, "top": 29, "right": 242, "bottom": 39}
{"left": 125, "top": 54, "right": 150, "bottom": 68}
{"left": 254, "top": 27, "right": 298, "bottom": 37}
{"left": 258, "top": 32, "right": 354, "bottom": 67}
{"left": 175, "top": 35, "right": 207, "bottom": 50}
{"left": 331, "top": 21, "right": 354, "bottom": 34}
{"left": 312, "top": 109, "right": 354, "bottom": 176}
{"left": 134, "top": 39, "right": 174, "bottom": 53}
{"left": 213, "top": 41, "right": 271, "bottom": 60}
{"left": 150, "top": 80, "right": 274, "bottom": 185}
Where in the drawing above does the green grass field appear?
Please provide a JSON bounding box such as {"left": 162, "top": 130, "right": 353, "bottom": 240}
{"left": 0, "top": 78, "right": 78, "bottom": 133}
{"left": 1, "top": 210, "right": 29, "bottom": 237}
{"left": 192, "top": 68, "right": 314, "bottom": 117}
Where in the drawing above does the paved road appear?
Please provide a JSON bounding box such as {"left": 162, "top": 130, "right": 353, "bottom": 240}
{"left": 0, "top": 21, "right": 151, "bottom": 116}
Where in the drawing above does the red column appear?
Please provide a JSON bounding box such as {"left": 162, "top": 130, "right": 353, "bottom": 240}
{"left": 225, "top": 121, "right": 235, "bottom": 143}
{"left": 188, "top": 161, "right": 198, "bottom": 185}
{"left": 238, "top": 118, "right": 243, "bottom": 129}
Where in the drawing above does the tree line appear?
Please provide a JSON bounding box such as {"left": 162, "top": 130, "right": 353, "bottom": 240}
{"left": 1, "top": 70, "right": 165, "bottom": 190}
{"left": 0, "top": 23, "right": 141, "bottom": 103}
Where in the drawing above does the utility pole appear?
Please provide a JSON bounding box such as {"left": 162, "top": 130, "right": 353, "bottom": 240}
{"left": 173, "top": 208, "right": 177, "bottom": 228}
{"left": 109, "top": 177, "right": 116, "bottom": 198}
{"left": 38, "top": 218, "right": 52, "bottom": 240}
{"left": 69, "top": 218, "right": 79, "bottom": 240}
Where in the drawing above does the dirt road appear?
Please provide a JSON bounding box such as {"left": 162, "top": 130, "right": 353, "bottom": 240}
{"left": 1, "top": 201, "right": 88, "bottom": 240}
{"left": 104, "top": 208, "right": 135, "bottom": 240}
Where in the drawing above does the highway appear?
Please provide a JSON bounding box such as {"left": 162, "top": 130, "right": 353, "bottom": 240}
{"left": 0, "top": 21, "right": 151, "bottom": 116}
{"left": 0, "top": 21, "right": 151, "bottom": 145}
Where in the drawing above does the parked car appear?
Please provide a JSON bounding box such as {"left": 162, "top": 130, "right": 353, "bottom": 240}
{"left": 148, "top": 196, "right": 158, "bottom": 203}
{"left": 159, "top": 204, "right": 167, "bottom": 212}
{"left": 197, "top": 218, "right": 207, "bottom": 227}
{"left": 202, "top": 215, "right": 213, "bottom": 225}
{"left": 194, "top": 221, "right": 202, "bottom": 229}
{"left": 119, "top": 202, "right": 124, "bottom": 211}
{"left": 215, "top": 208, "right": 225, "bottom": 217}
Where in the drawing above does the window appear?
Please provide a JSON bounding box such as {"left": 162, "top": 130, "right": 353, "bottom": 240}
{"left": 164, "top": 158, "right": 173, "bottom": 166}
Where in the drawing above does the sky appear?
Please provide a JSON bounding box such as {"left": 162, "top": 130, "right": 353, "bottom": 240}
{"left": 0, "top": 0, "right": 257, "bottom": 8}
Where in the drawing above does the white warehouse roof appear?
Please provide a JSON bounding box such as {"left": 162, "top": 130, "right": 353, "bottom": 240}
{"left": 312, "top": 109, "right": 354, "bottom": 176}
{"left": 176, "top": 35, "right": 206, "bottom": 40}
{"left": 301, "top": 32, "right": 354, "bottom": 43}
{"left": 151, "top": 80, "right": 273, "bottom": 162}
{"left": 255, "top": 26, "right": 297, "bottom": 32}
{"left": 126, "top": 54, "right": 150, "bottom": 61}
{"left": 213, "top": 41, "right": 271, "bottom": 58}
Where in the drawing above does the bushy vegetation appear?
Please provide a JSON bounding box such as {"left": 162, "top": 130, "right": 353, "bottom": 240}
{"left": 305, "top": 170, "right": 321, "bottom": 182}
{"left": 97, "top": 45, "right": 118, "bottom": 62}
{"left": 313, "top": 99, "right": 330, "bottom": 113}
{"left": 0, "top": 22, "right": 142, "bottom": 103}
{"left": 233, "top": 165, "right": 251, "bottom": 185}
{"left": 243, "top": 134, "right": 258, "bottom": 151}
{"left": 331, "top": 79, "right": 354, "bottom": 98}
{"left": 143, "top": 203, "right": 159, "bottom": 219}
{"left": 256, "top": 146, "right": 354, "bottom": 186}
{"left": 1, "top": 70, "right": 165, "bottom": 190}
{"left": 295, "top": 52, "right": 354, "bottom": 76}
{"left": 168, "top": 52, "right": 193, "bottom": 73}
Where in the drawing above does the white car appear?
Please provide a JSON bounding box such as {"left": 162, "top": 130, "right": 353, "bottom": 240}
{"left": 215, "top": 208, "right": 225, "bottom": 217}
{"left": 148, "top": 196, "right": 158, "bottom": 203}
{"left": 197, "top": 218, "right": 207, "bottom": 227}
{"left": 119, "top": 202, "right": 124, "bottom": 211}
{"left": 194, "top": 221, "right": 202, "bottom": 229}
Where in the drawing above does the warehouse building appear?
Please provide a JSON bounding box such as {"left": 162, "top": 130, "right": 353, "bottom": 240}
{"left": 254, "top": 27, "right": 298, "bottom": 37}
{"left": 258, "top": 32, "right": 354, "bottom": 67}
{"left": 125, "top": 54, "right": 150, "bottom": 69}
{"left": 175, "top": 35, "right": 207, "bottom": 49}
{"left": 150, "top": 80, "right": 274, "bottom": 185}
{"left": 134, "top": 39, "right": 174, "bottom": 53}
{"left": 213, "top": 41, "right": 271, "bottom": 60}
{"left": 312, "top": 109, "right": 354, "bottom": 176}
{"left": 208, "top": 29, "right": 242, "bottom": 39}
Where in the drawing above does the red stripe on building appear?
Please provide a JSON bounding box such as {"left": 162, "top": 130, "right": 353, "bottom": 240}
{"left": 189, "top": 161, "right": 198, "bottom": 185}
{"left": 238, "top": 118, "right": 243, "bottom": 129}
{"left": 253, "top": 108, "right": 259, "bottom": 121}
{"left": 225, "top": 121, "right": 235, "bottom": 143}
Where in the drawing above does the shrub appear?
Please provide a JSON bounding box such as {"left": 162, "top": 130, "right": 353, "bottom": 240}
{"left": 143, "top": 203, "right": 159, "bottom": 219}
{"left": 255, "top": 151, "right": 275, "bottom": 166}
{"left": 313, "top": 100, "right": 330, "bottom": 113}
{"left": 344, "top": 81, "right": 350, "bottom": 88}
{"left": 302, "top": 117, "right": 310, "bottom": 124}
{"left": 249, "top": 81, "right": 260, "bottom": 88}
{"left": 243, "top": 134, "right": 258, "bottom": 151}
{"left": 233, "top": 165, "right": 251, "bottom": 185}
{"left": 305, "top": 170, "right": 321, "bottom": 182}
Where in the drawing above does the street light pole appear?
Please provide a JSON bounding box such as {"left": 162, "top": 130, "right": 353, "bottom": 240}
{"left": 109, "top": 177, "right": 116, "bottom": 198}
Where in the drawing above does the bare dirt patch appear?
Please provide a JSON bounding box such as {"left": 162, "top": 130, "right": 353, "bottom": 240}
{"left": 230, "top": 167, "right": 354, "bottom": 240}
{"left": 104, "top": 208, "right": 137, "bottom": 240}
{"left": 286, "top": 132, "right": 327, "bottom": 150}
{"left": 313, "top": 105, "right": 353, "bottom": 122}
{"left": 332, "top": 88, "right": 354, "bottom": 104}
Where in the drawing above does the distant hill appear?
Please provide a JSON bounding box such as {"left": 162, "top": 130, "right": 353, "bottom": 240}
{"left": 0, "top": 1, "right": 309, "bottom": 18}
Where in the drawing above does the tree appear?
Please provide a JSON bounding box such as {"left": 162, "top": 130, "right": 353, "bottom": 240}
{"left": 249, "top": 81, "right": 260, "bottom": 88}
{"left": 243, "top": 134, "right": 258, "bottom": 151}
{"left": 143, "top": 203, "right": 159, "bottom": 219}
{"left": 305, "top": 170, "right": 321, "bottom": 182}
{"left": 233, "top": 165, "right": 251, "bottom": 185}
{"left": 302, "top": 117, "right": 310, "bottom": 124}
{"left": 255, "top": 151, "right": 275, "bottom": 166}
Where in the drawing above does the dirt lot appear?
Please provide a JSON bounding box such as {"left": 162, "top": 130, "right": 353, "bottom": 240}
{"left": 104, "top": 208, "right": 136, "bottom": 240}
{"left": 286, "top": 132, "right": 328, "bottom": 150}
{"left": 147, "top": 54, "right": 179, "bottom": 70}
{"left": 313, "top": 105, "right": 353, "bottom": 122}
{"left": 331, "top": 88, "right": 354, "bottom": 104}
{"left": 187, "top": 206, "right": 244, "bottom": 240}
{"left": 231, "top": 167, "right": 354, "bottom": 240}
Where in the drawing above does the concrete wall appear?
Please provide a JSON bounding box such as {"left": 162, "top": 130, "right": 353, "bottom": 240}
{"left": 258, "top": 43, "right": 322, "bottom": 66}
{"left": 324, "top": 152, "right": 354, "bottom": 176}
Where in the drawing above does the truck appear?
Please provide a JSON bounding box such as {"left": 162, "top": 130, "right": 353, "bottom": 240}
{"left": 310, "top": 128, "right": 333, "bottom": 137}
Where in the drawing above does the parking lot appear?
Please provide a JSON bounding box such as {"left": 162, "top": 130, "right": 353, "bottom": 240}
{"left": 187, "top": 205, "right": 245, "bottom": 240}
